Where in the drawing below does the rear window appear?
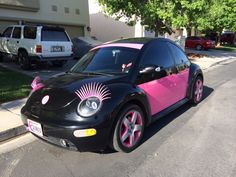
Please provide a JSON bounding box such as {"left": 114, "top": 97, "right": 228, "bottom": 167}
{"left": 24, "top": 26, "right": 37, "bottom": 39}
{"left": 41, "top": 29, "right": 69, "bottom": 41}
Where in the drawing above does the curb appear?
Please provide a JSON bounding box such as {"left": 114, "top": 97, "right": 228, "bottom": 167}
{"left": 208, "top": 57, "right": 236, "bottom": 69}
{"left": 0, "top": 125, "right": 27, "bottom": 142}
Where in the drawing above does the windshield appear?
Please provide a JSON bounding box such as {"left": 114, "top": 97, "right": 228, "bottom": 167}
{"left": 70, "top": 47, "right": 140, "bottom": 74}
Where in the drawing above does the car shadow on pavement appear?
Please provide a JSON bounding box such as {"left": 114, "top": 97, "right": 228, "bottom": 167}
{"left": 141, "top": 85, "right": 214, "bottom": 146}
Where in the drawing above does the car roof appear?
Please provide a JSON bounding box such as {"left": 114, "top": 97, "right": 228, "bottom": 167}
{"left": 6, "top": 25, "right": 64, "bottom": 30}
{"left": 91, "top": 37, "right": 178, "bottom": 51}
{"left": 112, "top": 37, "right": 154, "bottom": 45}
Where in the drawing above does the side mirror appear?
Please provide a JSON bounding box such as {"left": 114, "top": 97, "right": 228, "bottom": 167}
{"left": 139, "top": 65, "right": 161, "bottom": 74}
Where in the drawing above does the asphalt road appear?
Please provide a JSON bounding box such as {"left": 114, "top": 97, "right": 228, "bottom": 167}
{"left": 0, "top": 60, "right": 236, "bottom": 177}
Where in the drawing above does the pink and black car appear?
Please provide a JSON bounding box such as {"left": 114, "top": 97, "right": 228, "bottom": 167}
{"left": 21, "top": 38, "right": 204, "bottom": 153}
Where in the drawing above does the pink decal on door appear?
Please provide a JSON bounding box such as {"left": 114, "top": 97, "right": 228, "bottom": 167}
{"left": 138, "top": 75, "right": 179, "bottom": 116}
{"left": 176, "top": 68, "right": 189, "bottom": 100}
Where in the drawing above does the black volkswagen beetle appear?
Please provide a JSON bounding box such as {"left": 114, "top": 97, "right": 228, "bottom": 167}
{"left": 21, "top": 38, "right": 204, "bottom": 153}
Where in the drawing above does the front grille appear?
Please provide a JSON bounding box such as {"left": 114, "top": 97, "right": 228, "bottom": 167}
{"left": 36, "top": 134, "right": 78, "bottom": 151}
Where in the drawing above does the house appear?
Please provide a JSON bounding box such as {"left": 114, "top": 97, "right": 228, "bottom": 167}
{"left": 89, "top": 0, "right": 145, "bottom": 42}
{"left": 0, "top": 0, "right": 90, "bottom": 38}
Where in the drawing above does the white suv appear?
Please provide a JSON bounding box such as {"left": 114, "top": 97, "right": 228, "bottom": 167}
{"left": 0, "top": 25, "right": 73, "bottom": 69}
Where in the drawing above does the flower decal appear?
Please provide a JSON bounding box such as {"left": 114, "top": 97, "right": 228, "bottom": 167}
{"left": 75, "top": 82, "right": 111, "bottom": 102}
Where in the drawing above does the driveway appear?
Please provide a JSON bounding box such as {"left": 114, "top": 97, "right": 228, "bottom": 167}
{"left": 0, "top": 60, "right": 235, "bottom": 177}
{"left": 0, "top": 58, "right": 77, "bottom": 80}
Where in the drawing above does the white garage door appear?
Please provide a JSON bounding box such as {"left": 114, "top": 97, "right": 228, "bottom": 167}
{"left": 61, "top": 25, "right": 84, "bottom": 39}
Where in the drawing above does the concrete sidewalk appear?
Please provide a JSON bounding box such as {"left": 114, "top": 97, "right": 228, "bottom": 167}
{"left": 186, "top": 49, "right": 236, "bottom": 70}
{"left": 0, "top": 50, "right": 235, "bottom": 143}
{"left": 0, "top": 98, "right": 27, "bottom": 142}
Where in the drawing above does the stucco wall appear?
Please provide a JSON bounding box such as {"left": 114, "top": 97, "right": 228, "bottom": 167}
{"left": 0, "top": 0, "right": 90, "bottom": 36}
{"left": 0, "top": 0, "right": 39, "bottom": 11}
{"left": 89, "top": 0, "right": 144, "bottom": 42}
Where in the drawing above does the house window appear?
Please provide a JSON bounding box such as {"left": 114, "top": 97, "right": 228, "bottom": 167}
{"left": 52, "top": 5, "right": 57, "bottom": 12}
{"left": 64, "top": 7, "right": 69, "bottom": 14}
{"left": 75, "top": 9, "right": 80, "bottom": 15}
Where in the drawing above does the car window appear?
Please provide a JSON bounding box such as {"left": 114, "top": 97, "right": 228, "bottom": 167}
{"left": 168, "top": 43, "right": 189, "bottom": 65}
{"left": 70, "top": 47, "right": 139, "bottom": 74}
{"left": 12, "top": 27, "right": 21, "bottom": 39}
{"left": 24, "top": 26, "right": 37, "bottom": 39}
{"left": 2, "top": 27, "right": 13, "bottom": 38}
{"left": 140, "top": 41, "right": 174, "bottom": 68}
{"left": 41, "top": 30, "right": 69, "bottom": 41}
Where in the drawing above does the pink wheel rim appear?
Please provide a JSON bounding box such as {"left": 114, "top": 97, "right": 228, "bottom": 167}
{"left": 194, "top": 79, "right": 203, "bottom": 102}
{"left": 120, "top": 110, "right": 143, "bottom": 148}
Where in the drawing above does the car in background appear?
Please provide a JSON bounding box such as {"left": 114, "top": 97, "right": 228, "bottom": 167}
{"left": 220, "top": 32, "right": 235, "bottom": 45}
{"left": 0, "top": 25, "right": 73, "bottom": 69}
{"left": 185, "top": 36, "right": 215, "bottom": 50}
{"left": 72, "top": 37, "right": 102, "bottom": 59}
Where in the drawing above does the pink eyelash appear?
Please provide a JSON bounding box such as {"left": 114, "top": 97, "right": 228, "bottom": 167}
{"left": 31, "top": 76, "right": 44, "bottom": 92}
{"left": 75, "top": 82, "right": 111, "bottom": 101}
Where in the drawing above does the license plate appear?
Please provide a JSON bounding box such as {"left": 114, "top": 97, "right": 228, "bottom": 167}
{"left": 27, "top": 119, "right": 43, "bottom": 137}
{"left": 51, "top": 46, "right": 64, "bottom": 52}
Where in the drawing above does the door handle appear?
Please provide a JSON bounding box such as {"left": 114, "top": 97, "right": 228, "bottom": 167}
{"left": 17, "top": 41, "right": 19, "bottom": 44}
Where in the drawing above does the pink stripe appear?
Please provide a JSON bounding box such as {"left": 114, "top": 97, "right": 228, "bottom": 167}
{"left": 91, "top": 43, "right": 143, "bottom": 51}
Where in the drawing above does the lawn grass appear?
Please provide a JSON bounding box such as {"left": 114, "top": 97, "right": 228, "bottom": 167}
{"left": 0, "top": 66, "right": 33, "bottom": 104}
{"left": 214, "top": 44, "right": 236, "bottom": 52}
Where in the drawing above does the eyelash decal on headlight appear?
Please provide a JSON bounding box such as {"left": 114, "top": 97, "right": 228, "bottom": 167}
{"left": 75, "top": 82, "right": 111, "bottom": 101}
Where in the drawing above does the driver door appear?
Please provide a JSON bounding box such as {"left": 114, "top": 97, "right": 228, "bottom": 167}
{"left": 136, "top": 41, "right": 178, "bottom": 116}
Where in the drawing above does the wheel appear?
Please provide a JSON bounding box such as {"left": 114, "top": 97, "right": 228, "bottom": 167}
{"left": 52, "top": 60, "right": 66, "bottom": 67}
{"left": 191, "top": 76, "right": 204, "bottom": 104}
{"left": 18, "top": 51, "right": 31, "bottom": 70}
{"left": 111, "top": 104, "right": 145, "bottom": 153}
{"left": 196, "top": 44, "right": 203, "bottom": 50}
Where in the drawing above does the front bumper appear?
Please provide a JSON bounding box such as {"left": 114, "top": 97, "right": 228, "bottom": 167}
{"left": 21, "top": 110, "right": 111, "bottom": 152}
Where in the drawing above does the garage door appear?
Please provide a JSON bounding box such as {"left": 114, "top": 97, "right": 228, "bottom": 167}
{"left": 61, "top": 25, "right": 84, "bottom": 39}
{"left": 0, "top": 20, "right": 17, "bottom": 33}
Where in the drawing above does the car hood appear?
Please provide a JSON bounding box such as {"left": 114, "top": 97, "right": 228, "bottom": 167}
{"left": 27, "top": 72, "right": 128, "bottom": 111}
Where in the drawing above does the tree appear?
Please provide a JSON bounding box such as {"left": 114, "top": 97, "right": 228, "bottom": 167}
{"left": 98, "top": 0, "right": 175, "bottom": 36}
{"left": 98, "top": 0, "right": 236, "bottom": 39}
{"left": 98, "top": 0, "right": 210, "bottom": 36}
{"left": 169, "top": 0, "right": 210, "bottom": 36}
{"left": 197, "top": 0, "right": 236, "bottom": 44}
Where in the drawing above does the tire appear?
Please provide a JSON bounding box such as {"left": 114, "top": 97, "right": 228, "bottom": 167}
{"left": 196, "top": 44, "right": 203, "bottom": 50}
{"left": 52, "top": 60, "right": 66, "bottom": 67}
{"left": 18, "top": 51, "right": 31, "bottom": 70}
{"left": 111, "top": 104, "right": 145, "bottom": 153}
{"left": 191, "top": 76, "right": 204, "bottom": 105}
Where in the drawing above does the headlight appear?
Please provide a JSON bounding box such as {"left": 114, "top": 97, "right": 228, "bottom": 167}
{"left": 77, "top": 97, "right": 102, "bottom": 117}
